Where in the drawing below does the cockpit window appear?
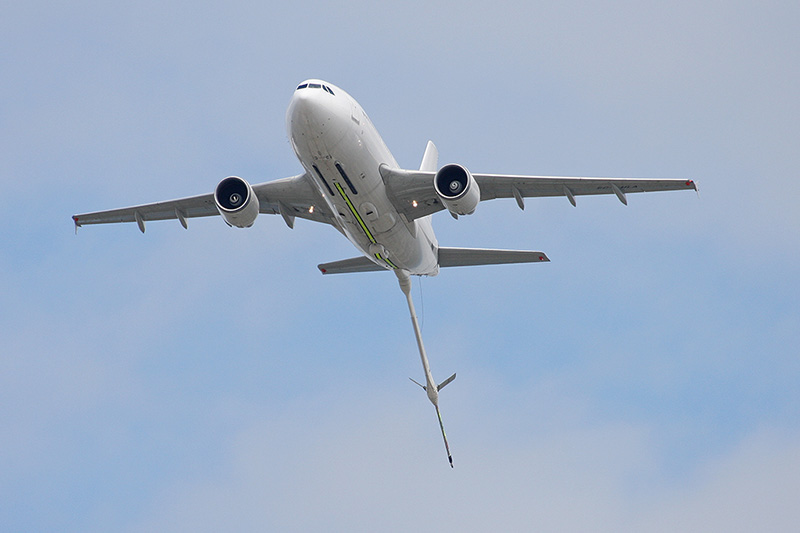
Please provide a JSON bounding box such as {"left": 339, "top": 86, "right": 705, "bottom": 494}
{"left": 296, "top": 83, "right": 335, "bottom": 95}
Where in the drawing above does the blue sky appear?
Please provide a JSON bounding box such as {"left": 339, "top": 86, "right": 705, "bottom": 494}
{"left": 2, "top": 1, "right": 799, "bottom": 530}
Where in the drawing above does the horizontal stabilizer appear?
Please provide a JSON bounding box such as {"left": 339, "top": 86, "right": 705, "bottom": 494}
{"left": 318, "top": 256, "right": 386, "bottom": 275}
{"left": 318, "top": 248, "right": 548, "bottom": 274}
{"left": 438, "top": 247, "right": 549, "bottom": 268}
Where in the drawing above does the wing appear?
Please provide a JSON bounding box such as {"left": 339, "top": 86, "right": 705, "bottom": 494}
{"left": 380, "top": 166, "right": 697, "bottom": 222}
{"left": 73, "top": 173, "right": 335, "bottom": 232}
{"left": 252, "top": 174, "right": 335, "bottom": 228}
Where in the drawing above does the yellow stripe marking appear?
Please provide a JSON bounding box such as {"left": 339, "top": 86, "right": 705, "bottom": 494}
{"left": 376, "top": 253, "right": 399, "bottom": 270}
{"left": 335, "top": 183, "right": 375, "bottom": 242}
{"left": 335, "top": 183, "right": 397, "bottom": 270}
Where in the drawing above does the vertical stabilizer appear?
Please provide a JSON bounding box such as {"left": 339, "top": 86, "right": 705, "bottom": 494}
{"left": 420, "top": 141, "right": 439, "bottom": 172}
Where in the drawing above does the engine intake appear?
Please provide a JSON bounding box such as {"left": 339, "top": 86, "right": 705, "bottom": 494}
{"left": 215, "top": 176, "right": 259, "bottom": 228}
{"left": 433, "top": 164, "right": 480, "bottom": 216}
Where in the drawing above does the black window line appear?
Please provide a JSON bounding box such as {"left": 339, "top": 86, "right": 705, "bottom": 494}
{"left": 335, "top": 162, "right": 358, "bottom": 195}
{"left": 297, "top": 83, "right": 335, "bottom": 96}
{"left": 312, "top": 164, "right": 335, "bottom": 196}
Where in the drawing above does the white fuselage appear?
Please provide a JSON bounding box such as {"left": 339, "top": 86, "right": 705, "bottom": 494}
{"left": 286, "top": 80, "right": 439, "bottom": 276}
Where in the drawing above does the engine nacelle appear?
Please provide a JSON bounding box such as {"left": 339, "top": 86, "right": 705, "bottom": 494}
{"left": 215, "top": 176, "right": 260, "bottom": 228}
{"left": 433, "top": 164, "right": 480, "bottom": 216}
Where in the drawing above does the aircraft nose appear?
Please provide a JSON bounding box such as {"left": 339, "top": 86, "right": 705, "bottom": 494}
{"left": 286, "top": 82, "right": 348, "bottom": 151}
{"left": 287, "top": 85, "right": 329, "bottom": 127}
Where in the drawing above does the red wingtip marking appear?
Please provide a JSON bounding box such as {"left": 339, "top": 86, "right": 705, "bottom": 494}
{"left": 320, "top": 268, "right": 327, "bottom": 274}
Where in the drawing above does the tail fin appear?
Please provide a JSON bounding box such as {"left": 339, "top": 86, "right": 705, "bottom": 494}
{"left": 420, "top": 141, "right": 439, "bottom": 172}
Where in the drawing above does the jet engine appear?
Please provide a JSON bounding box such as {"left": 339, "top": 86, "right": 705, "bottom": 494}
{"left": 215, "top": 176, "right": 260, "bottom": 228}
{"left": 433, "top": 164, "right": 480, "bottom": 216}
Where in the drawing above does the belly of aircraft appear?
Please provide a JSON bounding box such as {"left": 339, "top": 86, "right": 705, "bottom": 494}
{"left": 312, "top": 152, "right": 434, "bottom": 274}
{"left": 288, "top": 93, "right": 438, "bottom": 274}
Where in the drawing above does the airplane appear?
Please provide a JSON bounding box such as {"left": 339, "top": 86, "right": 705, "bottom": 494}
{"left": 73, "top": 79, "right": 697, "bottom": 467}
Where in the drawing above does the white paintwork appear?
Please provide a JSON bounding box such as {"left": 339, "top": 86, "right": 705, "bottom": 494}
{"left": 286, "top": 80, "right": 440, "bottom": 276}
{"left": 73, "top": 79, "right": 698, "bottom": 467}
